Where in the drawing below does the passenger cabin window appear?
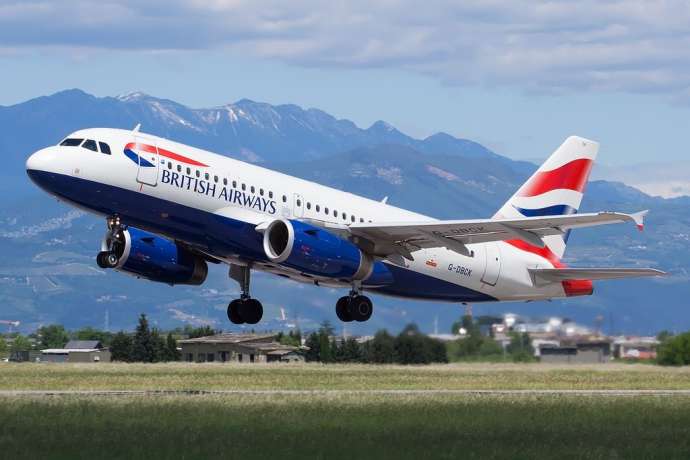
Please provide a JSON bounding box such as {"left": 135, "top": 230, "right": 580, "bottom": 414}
{"left": 177, "top": 165, "right": 182, "bottom": 172}
{"left": 98, "top": 142, "right": 112, "bottom": 155}
{"left": 316, "top": 205, "right": 320, "bottom": 212}
{"left": 82, "top": 139, "right": 98, "bottom": 152}
{"left": 60, "top": 138, "right": 83, "bottom": 147}
{"left": 223, "top": 178, "right": 228, "bottom": 186}
{"left": 269, "top": 191, "right": 273, "bottom": 199}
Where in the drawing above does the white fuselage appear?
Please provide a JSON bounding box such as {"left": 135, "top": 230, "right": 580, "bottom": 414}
{"left": 26, "top": 128, "right": 572, "bottom": 304}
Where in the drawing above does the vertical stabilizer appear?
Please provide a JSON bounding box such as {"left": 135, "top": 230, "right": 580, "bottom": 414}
{"left": 494, "top": 136, "right": 599, "bottom": 258}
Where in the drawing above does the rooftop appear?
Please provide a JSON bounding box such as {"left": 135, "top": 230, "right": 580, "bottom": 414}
{"left": 64, "top": 340, "right": 102, "bottom": 349}
{"left": 177, "top": 333, "right": 276, "bottom": 345}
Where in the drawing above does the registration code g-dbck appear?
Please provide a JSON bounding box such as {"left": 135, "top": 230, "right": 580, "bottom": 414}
{"left": 448, "top": 264, "right": 472, "bottom": 277}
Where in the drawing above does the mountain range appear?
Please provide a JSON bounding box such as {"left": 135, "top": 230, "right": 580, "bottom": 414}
{"left": 1, "top": 89, "right": 686, "bottom": 335}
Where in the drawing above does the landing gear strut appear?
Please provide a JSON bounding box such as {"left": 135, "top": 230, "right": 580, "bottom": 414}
{"left": 96, "top": 215, "right": 124, "bottom": 269}
{"left": 335, "top": 287, "right": 373, "bottom": 323}
{"left": 227, "top": 263, "right": 264, "bottom": 325}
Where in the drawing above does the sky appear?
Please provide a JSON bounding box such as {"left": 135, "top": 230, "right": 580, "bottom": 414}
{"left": 2, "top": 0, "right": 690, "bottom": 169}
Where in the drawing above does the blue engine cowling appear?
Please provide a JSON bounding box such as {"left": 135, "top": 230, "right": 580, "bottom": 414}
{"left": 103, "top": 227, "right": 208, "bottom": 285}
{"left": 262, "top": 219, "right": 393, "bottom": 286}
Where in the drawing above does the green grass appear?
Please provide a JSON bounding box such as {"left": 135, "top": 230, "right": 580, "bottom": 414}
{"left": 2, "top": 393, "right": 690, "bottom": 459}
{"left": 2, "top": 362, "right": 690, "bottom": 390}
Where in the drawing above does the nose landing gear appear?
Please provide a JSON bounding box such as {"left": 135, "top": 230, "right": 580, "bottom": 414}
{"left": 96, "top": 216, "right": 125, "bottom": 269}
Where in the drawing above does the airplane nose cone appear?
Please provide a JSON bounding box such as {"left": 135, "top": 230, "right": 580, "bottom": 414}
{"left": 26, "top": 148, "right": 51, "bottom": 172}
{"left": 26, "top": 148, "right": 59, "bottom": 190}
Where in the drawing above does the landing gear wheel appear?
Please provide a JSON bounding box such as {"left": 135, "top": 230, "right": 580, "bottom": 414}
{"left": 96, "top": 251, "right": 118, "bottom": 269}
{"left": 239, "top": 299, "right": 263, "bottom": 325}
{"left": 227, "top": 299, "right": 244, "bottom": 324}
{"left": 336, "top": 296, "right": 354, "bottom": 322}
{"left": 349, "top": 295, "right": 373, "bottom": 322}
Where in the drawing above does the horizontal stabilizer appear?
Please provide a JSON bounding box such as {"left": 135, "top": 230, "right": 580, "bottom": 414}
{"left": 529, "top": 267, "right": 665, "bottom": 283}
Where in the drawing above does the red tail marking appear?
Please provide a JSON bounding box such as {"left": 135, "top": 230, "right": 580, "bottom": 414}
{"left": 518, "top": 158, "right": 593, "bottom": 197}
{"left": 505, "top": 239, "right": 593, "bottom": 297}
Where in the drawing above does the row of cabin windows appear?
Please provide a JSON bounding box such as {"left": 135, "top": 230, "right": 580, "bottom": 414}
{"left": 164, "top": 160, "right": 371, "bottom": 223}
{"left": 60, "top": 138, "right": 112, "bottom": 155}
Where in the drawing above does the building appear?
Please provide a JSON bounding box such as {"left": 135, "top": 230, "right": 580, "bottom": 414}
{"left": 41, "top": 340, "right": 111, "bottom": 363}
{"left": 178, "top": 333, "right": 304, "bottom": 363}
{"left": 612, "top": 336, "right": 660, "bottom": 360}
{"left": 539, "top": 339, "right": 611, "bottom": 364}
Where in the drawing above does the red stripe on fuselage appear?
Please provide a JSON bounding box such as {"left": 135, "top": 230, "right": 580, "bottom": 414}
{"left": 124, "top": 142, "right": 208, "bottom": 167}
{"left": 504, "top": 239, "right": 593, "bottom": 297}
{"left": 518, "top": 158, "right": 593, "bottom": 197}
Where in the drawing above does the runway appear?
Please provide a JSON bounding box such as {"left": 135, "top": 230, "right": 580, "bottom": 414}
{"left": 2, "top": 389, "right": 690, "bottom": 397}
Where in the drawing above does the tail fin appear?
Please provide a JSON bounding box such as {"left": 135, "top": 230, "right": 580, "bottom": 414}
{"left": 494, "top": 136, "right": 599, "bottom": 258}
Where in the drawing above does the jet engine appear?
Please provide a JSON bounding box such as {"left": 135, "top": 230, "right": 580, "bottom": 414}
{"left": 262, "top": 218, "right": 392, "bottom": 285}
{"left": 99, "top": 226, "right": 208, "bottom": 285}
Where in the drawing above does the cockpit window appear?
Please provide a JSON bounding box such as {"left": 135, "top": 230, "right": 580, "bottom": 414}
{"left": 99, "top": 142, "right": 111, "bottom": 155}
{"left": 82, "top": 139, "right": 98, "bottom": 152}
{"left": 60, "top": 138, "right": 84, "bottom": 147}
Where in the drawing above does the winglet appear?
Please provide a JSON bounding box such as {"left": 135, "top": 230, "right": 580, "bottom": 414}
{"left": 381, "top": 196, "right": 389, "bottom": 204}
{"left": 631, "top": 210, "right": 648, "bottom": 231}
{"left": 132, "top": 123, "right": 141, "bottom": 133}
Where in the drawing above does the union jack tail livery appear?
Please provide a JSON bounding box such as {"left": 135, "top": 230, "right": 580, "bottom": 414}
{"left": 494, "top": 136, "right": 598, "bottom": 259}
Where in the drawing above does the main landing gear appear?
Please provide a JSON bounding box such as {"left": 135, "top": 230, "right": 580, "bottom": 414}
{"left": 227, "top": 264, "right": 263, "bottom": 325}
{"left": 335, "top": 290, "right": 373, "bottom": 323}
{"left": 96, "top": 216, "right": 124, "bottom": 269}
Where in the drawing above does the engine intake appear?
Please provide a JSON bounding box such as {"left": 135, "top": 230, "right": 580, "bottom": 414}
{"left": 102, "top": 227, "right": 208, "bottom": 285}
{"left": 262, "top": 219, "right": 392, "bottom": 285}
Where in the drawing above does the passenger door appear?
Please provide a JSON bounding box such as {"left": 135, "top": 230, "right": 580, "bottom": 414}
{"left": 481, "top": 242, "right": 501, "bottom": 286}
{"left": 134, "top": 136, "right": 159, "bottom": 187}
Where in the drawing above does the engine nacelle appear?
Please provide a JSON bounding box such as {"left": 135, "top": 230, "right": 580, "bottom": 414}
{"left": 262, "top": 219, "right": 393, "bottom": 285}
{"left": 102, "top": 227, "right": 208, "bottom": 285}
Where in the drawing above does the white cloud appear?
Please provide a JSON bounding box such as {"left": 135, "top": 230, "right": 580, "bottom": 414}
{"left": 4, "top": 0, "right": 690, "bottom": 98}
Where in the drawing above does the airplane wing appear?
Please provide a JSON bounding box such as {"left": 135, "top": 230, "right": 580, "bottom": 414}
{"left": 529, "top": 267, "right": 665, "bottom": 283}
{"left": 345, "top": 210, "right": 648, "bottom": 260}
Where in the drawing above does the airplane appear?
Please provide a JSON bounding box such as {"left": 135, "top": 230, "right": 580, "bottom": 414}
{"left": 25, "top": 127, "right": 665, "bottom": 325}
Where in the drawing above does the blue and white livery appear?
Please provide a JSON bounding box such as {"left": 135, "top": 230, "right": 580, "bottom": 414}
{"left": 26, "top": 127, "right": 664, "bottom": 324}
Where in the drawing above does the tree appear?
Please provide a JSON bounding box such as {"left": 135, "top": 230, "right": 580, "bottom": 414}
{"left": 507, "top": 332, "right": 535, "bottom": 362}
{"left": 392, "top": 324, "right": 448, "bottom": 365}
{"left": 657, "top": 332, "right": 690, "bottom": 366}
{"left": 277, "top": 330, "right": 301, "bottom": 347}
{"left": 657, "top": 330, "right": 674, "bottom": 343}
{"left": 184, "top": 325, "right": 218, "bottom": 339}
{"left": 162, "top": 332, "right": 181, "bottom": 362}
{"left": 110, "top": 331, "right": 133, "bottom": 362}
{"left": 150, "top": 328, "right": 166, "bottom": 363}
{"left": 363, "top": 330, "right": 395, "bottom": 363}
{"left": 132, "top": 314, "right": 156, "bottom": 362}
{"left": 36, "top": 324, "right": 69, "bottom": 349}
{"left": 10, "top": 335, "right": 32, "bottom": 353}
{"left": 72, "top": 327, "right": 113, "bottom": 346}
{"left": 337, "top": 338, "right": 362, "bottom": 362}
{"left": 304, "top": 332, "right": 321, "bottom": 362}
{"left": 0, "top": 336, "right": 6, "bottom": 356}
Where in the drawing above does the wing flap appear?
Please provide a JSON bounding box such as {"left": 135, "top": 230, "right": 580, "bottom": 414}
{"left": 347, "top": 211, "right": 647, "bottom": 258}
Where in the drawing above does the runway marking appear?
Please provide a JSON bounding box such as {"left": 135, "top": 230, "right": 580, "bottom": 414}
{"left": 1, "top": 389, "right": 690, "bottom": 397}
